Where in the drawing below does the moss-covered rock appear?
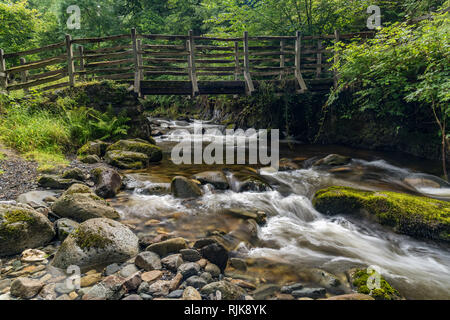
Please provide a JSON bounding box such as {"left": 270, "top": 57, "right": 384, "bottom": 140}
{"left": 78, "top": 154, "right": 101, "bottom": 164}
{"left": 61, "top": 168, "right": 86, "bottom": 181}
{"left": 349, "top": 268, "right": 401, "bottom": 300}
{"left": 104, "top": 150, "right": 149, "bottom": 169}
{"left": 78, "top": 140, "right": 111, "bottom": 157}
{"left": 170, "top": 176, "right": 203, "bottom": 199}
{"left": 37, "top": 175, "right": 80, "bottom": 190}
{"left": 107, "top": 139, "right": 162, "bottom": 163}
{"left": 313, "top": 186, "right": 450, "bottom": 242}
{"left": 51, "top": 218, "right": 139, "bottom": 271}
{"left": 0, "top": 204, "right": 55, "bottom": 256}
{"left": 51, "top": 185, "right": 120, "bottom": 222}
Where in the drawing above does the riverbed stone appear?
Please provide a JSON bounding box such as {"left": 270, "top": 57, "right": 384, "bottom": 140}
{"left": 281, "top": 283, "right": 304, "bottom": 294}
{"left": 107, "top": 139, "right": 162, "bottom": 163}
{"left": 20, "top": 249, "right": 47, "bottom": 263}
{"left": 51, "top": 218, "right": 139, "bottom": 271}
{"left": 145, "top": 280, "right": 171, "bottom": 297}
{"left": 141, "top": 270, "right": 163, "bottom": 282}
{"left": 323, "top": 293, "right": 375, "bottom": 300}
{"left": 171, "top": 176, "right": 203, "bottom": 199}
{"left": 313, "top": 186, "right": 450, "bottom": 242}
{"left": 200, "top": 242, "right": 229, "bottom": 272}
{"left": 146, "top": 237, "right": 187, "bottom": 256}
{"left": 123, "top": 272, "right": 142, "bottom": 291}
{"left": 229, "top": 258, "right": 247, "bottom": 271}
{"left": 120, "top": 264, "right": 140, "bottom": 278}
{"left": 178, "top": 262, "right": 201, "bottom": 279}
{"left": 62, "top": 168, "right": 86, "bottom": 181}
{"left": 81, "top": 273, "right": 102, "bottom": 287}
{"left": 82, "top": 275, "right": 127, "bottom": 300}
{"left": 238, "top": 177, "right": 272, "bottom": 192}
{"left": 135, "top": 251, "right": 162, "bottom": 271}
{"left": 105, "top": 150, "right": 149, "bottom": 170}
{"left": 253, "top": 284, "right": 281, "bottom": 300}
{"left": 161, "top": 254, "right": 183, "bottom": 271}
{"left": 54, "top": 218, "right": 79, "bottom": 241}
{"left": 180, "top": 249, "right": 201, "bottom": 262}
{"left": 205, "top": 263, "right": 221, "bottom": 277}
{"left": 313, "top": 154, "right": 351, "bottom": 167}
{"left": 16, "top": 191, "right": 56, "bottom": 208}
{"left": 0, "top": 203, "right": 55, "bottom": 256}
{"left": 183, "top": 286, "right": 202, "bottom": 300}
{"left": 10, "top": 277, "right": 44, "bottom": 299}
{"left": 200, "top": 281, "right": 246, "bottom": 300}
{"left": 291, "top": 287, "right": 326, "bottom": 299}
{"left": 309, "top": 268, "right": 341, "bottom": 288}
{"left": 192, "top": 171, "right": 229, "bottom": 190}
{"left": 105, "top": 263, "right": 121, "bottom": 276}
{"left": 51, "top": 185, "right": 120, "bottom": 222}
{"left": 91, "top": 167, "right": 122, "bottom": 199}
{"left": 186, "top": 276, "right": 207, "bottom": 289}
{"left": 79, "top": 155, "right": 101, "bottom": 164}
{"left": 37, "top": 175, "right": 80, "bottom": 189}
{"left": 78, "top": 140, "right": 110, "bottom": 157}
{"left": 122, "top": 294, "right": 143, "bottom": 300}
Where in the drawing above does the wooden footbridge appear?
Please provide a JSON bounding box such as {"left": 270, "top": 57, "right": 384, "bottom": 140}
{"left": 0, "top": 29, "right": 374, "bottom": 96}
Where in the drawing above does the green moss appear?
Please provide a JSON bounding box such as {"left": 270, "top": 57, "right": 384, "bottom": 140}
{"left": 352, "top": 269, "right": 400, "bottom": 300}
{"left": 0, "top": 208, "right": 35, "bottom": 239}
{"left": 313, "top": 186, "right": 450, "bottom": 242}
{"left": 4, "top": 209, "right": 34, "bottom": 224}
{"left": 107, "top": 139, "right": 161, "bottom": 162}
{"left": 72, "top": 227, "right": 112, "bottom": 251}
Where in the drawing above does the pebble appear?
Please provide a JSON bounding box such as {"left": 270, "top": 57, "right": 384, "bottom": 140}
{"left": 186, "top": 276, "right": 207, "bottom": 289}
{"left": 10, "top": 277, "right": 45, "bottom": 299}
{"left": 197, "top": 259, "right": 208, "bottom": 268}
{"left": 281, "top": 283, "right": 304, "bottom": 294}
{"left": 135, "top": 252, "right": 162, "bottom": 271}
{"left": 139, "top": 293, "right": 153, "bottom": 300}
{"left": 161, "top": 254, "right": 183, "bottom": 272}
{"left": 105, "top": 263, "right": 121, "bottom": 276}
{"left": 68, "top": 291, "right": 78, "bottom": 300}
{"left": 141, "top": 270, "right": 163, "bottom": 283}
{"left": 182, "top": 286, "right": 202, "bottom": 300}
{"left": 205, "top": 263, "right": 221, "bottom": 277}
{"left": 120, "top": 264, "right": 140, "bottom": 278}
{"left": 200, "top": 272, "right": 213, "bottom": 283}
{"left": 80, "top": 273, "right": 102, "bottom": 287}
{"left": 292, "top": 287, "right": 326, "bottom": 299}
{"left": 169, "top": 273, "right": 183, "bottom": 291}
{"left": 167, "top": 289, "right": 184, "bottom": 299}
{"left": 122, "top": 294, "right": 143, "bottom": 300}
{"left": 229, "top": 258, "right": 247, "bottom": 271}
{"left": 123, "top": 272, "right": 142, "bottom": 291}
{"left": 180, "top": 249, "right": 201, "bottom": 262}
{"left": 178, "top": 262, "right": 201, "bottom": 279}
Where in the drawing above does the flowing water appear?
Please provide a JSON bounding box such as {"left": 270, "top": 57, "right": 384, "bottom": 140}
{"left": 111, "top": 119, "right": 450, "bottom": 300}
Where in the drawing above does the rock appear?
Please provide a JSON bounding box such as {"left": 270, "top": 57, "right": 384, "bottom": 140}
{"left": 123, "top": 272, "right": 142, "bottom": 291}
{"left": 62, "top": 168, "right": 86, "bottom": 181}
{"left": 81, "top": 273, "right": 102, "bottom": 287}
{"left": 205, "top": 263, "right": 221, "bottom": 277}
{"left": 105, "top": 150, "right": 149, "bottom": 170}
{"left": 161, "top": 254, "right": 183, "bottom": 271}
{"left": 146, "top": 237, "right": 187, "bottom": 256}
{"left": 192, "top": 171, "right": 229, "bottom": 190}
{"left": 313, "top": 186, "right": 450, "bottom": 242}
{"left": 141, "top": 270, "right": 163, "bottom": 283}
{"left": 37, "top": 175, "right": 80, "bottom": 189}
{"left": 105, "top": 263, "right": 121, "bottom": 276}
{"left": 230, "top": 279, "right": 256, "bottom": 290}
{"left": 51, "top": 218, "right": 139, "bottom": 271}
{"left": 38, "top": 283, "right": 57, "bottom": 300}
{"left": 10, "top": 277, "right": 44, "bottom": 299}
{"left": 171, "top": 176, "right": 203, "bottom": 199}
{"left": 180, "top": 249, "right": 201, "bottom": 262}
{"left": 183, "top": 286, "right": 202, "bottom": 300}
{"left": 291, "top": 288, "right": 326, "bottom": 299}
{"left": 54, "top": 218, "right": 79, "bottom": 241}
{"left": 324, "top": 293, "right": 375, "bottom": 300}
{"left": 170, "top": 273, "right": 183, "bottom": 291}
{"left": 122, "top": 294, "right": 143, "bottom": 300}
{"left": 20, "top": 249, "right": 47, "bottom": 263}
{"left": 313, "top": 154, "right": 351, "bottom": 167}
{"left": 0, "top": 203, "right": 55, "bottom": 256}
{"left": 91, "top": 167, "right": 122, "bottom": 199}
{"left": 253, "top": 284, "right": 280, "bottom": 300}
{"left": 135, "top": 252, "right": 162, "bottom": 271}
{"left": 51, "top": 185, "right": 120, "bottom": 222}
{"left": 167, "top": 289, "right": 184, "bottom": 299}
{"left": 186, "top": 276, "right": 207, "bottom": 289}
{"left": 200, "top": 272, "right": 213, "bottom": 283}
{"left": 309, "top": 268, "right": 341, "bottom": 288}
{"left": 107, "top": 139, "right": 162, "bottom": 163}
{"left": 200, "top": 281, "right": 246, "bottom": 300}
{"left": 145, "top": 280, "right": 171, "bottom": 297}
{"left": 120, "top": 264, "right": 140, "bottom": 278}
{"left": 82, "top": 275, "right": 127, "bottom": 300}
{"left": 281, "top": 283, "right": 304, "bottom": 294}
{"left": 200, "top": 242, "right": 228, "bottom": 272}
{"left": 229, "top": 258, "right": 247, "bottom": 271}
{"left": 178, "top": 262, "right": 201, "bottom": 279}
{"left": 349, "top": 268, "right": 401, "bottom": 300}
{"left": 223, "top": 208, "right": 266, "bottom": 225}
{"left": 79, "top": 155, "right": 101, "bottom": 164}
{"left": 16, "top": 191, "right": 56, "bottom": 208}
{"left": 141, "top": 184, "right": 170, "bottom": 196}
{"left": 78, "top": 140, "right": 110, "bottom": 157}
{"left": 197, "top": 258, "right": 208, "bottom": 268}
{"left": 64, "top": 183, "right": 92, "bottom": 195}
{"left": 278, "top": 158, "right": 300, "bottom": 171}
{"left": 238, "top": 177, "right": 272, "bottom": 192}
{"left": 0, "top": 279, "right": 11, "bottom": 291}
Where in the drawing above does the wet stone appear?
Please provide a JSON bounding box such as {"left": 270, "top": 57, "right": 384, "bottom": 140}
{"left": 167, "top": 289, "right": 184, "bottom": 299}
{"left": 292, "top": 287, "right": 326, "bottom": 299}
{"left": 281, "top": 283, "right": 304, "bottom": 294}
{"left": 120, "top": 264, "right": 140, "bottom": 278}
{"left": 161, "top": 254, "right": 183, "bottom": 272}
{"left": 180, "top": 249, "right": 201, "bottom": 262}
{"left": 135, "top": 252, "right": 162, "bottom": 271}
{"left": 186, "top": 276, "right": 207, "bottom": 289}
{"left": 178, "top": 263, "right": 201, "bottom": 279}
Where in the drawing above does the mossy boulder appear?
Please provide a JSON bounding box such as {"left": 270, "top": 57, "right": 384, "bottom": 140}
{"left": 0, "top": 204, "right": 55, "bottom": 256}
{"left": 37, "top": 175, "right": 80, "bottom": 190}
{"left": 51, "top": 218, "right": 139, "bottom": 271}
{"left": 107, "top": 139, "right": 162, "bottom": 163}
{"left": 170, "top": 176, "right": 203, "bottom": 199}
{"left": 61, "top": 168, "right": 86, "bottom": 181}
{"left": 78, "top": 140, "right": 110, "bottom": 157}
{"left": 349, "top": 268, "right": 401, "bottom": 300}
{"left": 54, "top": 218, "right": 80, "bottom": 241}
{"left": 51, "top": 184, "right": 120, "bottom": 222}
{"left": 313, "top": 186, "right": 450, "bottom": 242}
{"left": 79, "top": 155, "right": 101, "bottom": 164}
{"left": 104, "top": 150, "right": 149, "bottom": 169}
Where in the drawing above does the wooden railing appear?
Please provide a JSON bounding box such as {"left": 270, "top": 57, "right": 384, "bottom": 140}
{"left": 0, "top": 29, "right": 375, "bottom": 96}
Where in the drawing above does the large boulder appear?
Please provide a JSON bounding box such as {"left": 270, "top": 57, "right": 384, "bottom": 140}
{"left": 51, "top": 218, "right": 139, "bottom": 271}
{"left": 91, "top": 167, "right": 122, "bottom": 199}
{"left": 54, "top": 218, "right": 80, "bottom": 241}
{"left": 171, "top": 176, "right": 203, "bottom": 199}
{"left": 192, "top": 171, "right": 229, "bottom": 190}
{"left": 104, "top": 150, "right": 149, "bottom": 170}
{"left": 78, "top": 140, "right": 110, "bottom": 157}
{"left": 0, "top": 203, "right": 55, "bottom": 256}
{"left": 313, "top": 186, "right": 450, "bottom": 242}
{"left": 51, "top": 184, "right": 120, "bottom": 222}
{"left": 107, "top": 139, "right": 162, "bottom": 163}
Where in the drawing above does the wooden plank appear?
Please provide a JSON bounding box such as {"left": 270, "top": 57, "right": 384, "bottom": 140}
{"left": 280, "top": 40, "right": 285, "bottom": 80}
{"left": 0, "top": 49, "right": 7, "bottom": 89}
{"left": 140, "top": 66, "right": 186, "bottom": 71}
{"left": 140, "top": 80, "right": 246, "bottom": 95}
{"left": 76, "top": 67, "right": 132, "bottom": 75}
{"left": 3, "top": 42, "right": 65, "bottom": 59}
{"left": 138, "top": 34, "right": 188, "bottom": 41}
{"left": 188, "top": 30, "right": 199, "bottom": 97}
{"left": 84, "top": 45, "right": 131, "bottom": 54}
{"left": 243, "top": 31, "right": 254, "bottom": 95}
{"left": 195, "top": 45, "right": 234, "bottom": 51}
{"left": 145, "top": 71, "right": 188, "bottom": 76}
{"left": 234, "top": 41, "right": 240, "bottom": 81}
{"left": 77, "top": 50, "right": 133, "bottom": 60}
{"left": 78, "top": 46, "right": 85, "bottom": 81}
{"left": 7, "top": 56, "right": 65, "bottom": 74}
{"left": 195, "top": 59, "right": 234, "bottom": 64}
{"left": 140, "top": 51, "right": 189, "bottom": 57}
{"left": 28, "top": 68, "right": 67, "bottom": 81}
{"left": 196, "top": 53, "right": 235, "bottom": 58}
{"left": 41, "top": 81, "right": 70, "bottom": 92}
{"left": 65, "top": 34, "right": 75, "bottom": 87}
{"left": 316, "top": 40, "right": 322, "bottom": 78}
{"left": 250, "top": 51, "right": 295, "bottom": 57}
{"left": 86, "top": 59, "right": 134, "bottom": 68}
{"left": 19, "top": 58, "right": 29, "bottom": 93}
{"left": 196, "top": 66, "right": 235, "bottom": 71}
{"left": 93, "top": 73, "right": 135, "bottom": 80}
{"left": 193, "top": 36, "right": 241, "bottom": 41}
{"left": 141, "top": 44, "right": 186, "bottom": 50}
{"left": 131, "top": 28, "right": 140, "bottom": 95}
{"left": 295, "top": 31, "right": 307, "bottom": 92}
{"left": 197, "top": 72, "right": 235, "bottom": 76}
{"left": 248, "top": 36, "right": 296, "bottom": 41}
{"left": 142, "top": 57, "right": 186, "bottom": 63}
{"left": 7, "top": 72, "right": 67, "bottom": 91}
{"left": 71, "top": 34, "right": 130, "bottom": 44}
{"left": 137, "top": 40, "right": 144, "bottom": 80}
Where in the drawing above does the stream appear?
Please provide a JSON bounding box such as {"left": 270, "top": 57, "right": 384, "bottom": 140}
{"left": 111, "top": 119, "right": 450, "bottom": 300}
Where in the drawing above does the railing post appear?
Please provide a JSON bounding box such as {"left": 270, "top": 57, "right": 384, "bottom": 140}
{"left": 243, "top": 31, "right": 254, "bottom": 95}
{"left": 188, "top": 30, "right": 199, "bottom": 97}
{"left": 295, "top": 31, "right": 307, "bottom": 92}
{"left": 279, "top": 40, "right": 285, "bottom": 80}
{"left": 65, "top": 34, "right": 75, "bottom": 87}
{"left": 0, "top": 49, "right": 7, "bottom": 91}
{"left": 131, "top": 28, "right": 141, "bottom": 96}
{"left": 78, "top": 46, "right": 85, "bottom": 81}
{"left": 19, "top": 58, "right": 28, "bottom": 93}
{"left": 234, "top": 41, "right": 240, "bottom": 81}
{"left": 137, "top": 39, "right": 144, "bottom": 80}
{"left": 334, "top": 29, "right": 340, "bottom": 88}
{"left": 316, "top": 39, "right": 322, "bottom": 79}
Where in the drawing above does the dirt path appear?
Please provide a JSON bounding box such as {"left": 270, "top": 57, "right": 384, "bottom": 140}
{"left": 0, "top": 145, "right": 38, "bottom": 201}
